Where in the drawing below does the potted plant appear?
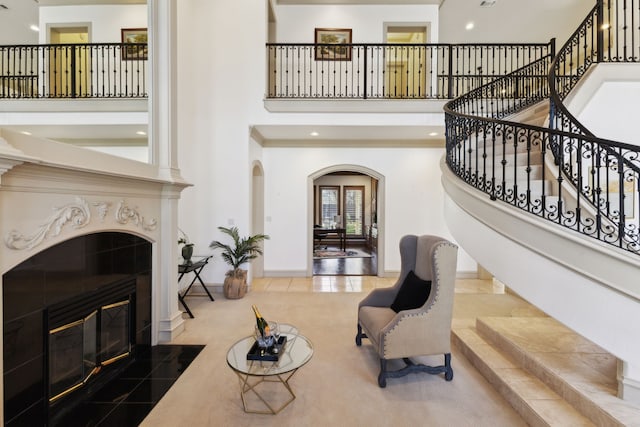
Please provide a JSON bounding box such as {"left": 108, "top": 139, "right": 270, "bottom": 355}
{"left": 178, "top": 228, "right": 194, "bottom": 264}
{"left": 209, "top": 226, "right": 269, "bottom": 299}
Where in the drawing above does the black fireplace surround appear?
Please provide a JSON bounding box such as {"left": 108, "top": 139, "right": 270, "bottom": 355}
{"left": 3, "top": 232, "right": 152, "bottom": 426}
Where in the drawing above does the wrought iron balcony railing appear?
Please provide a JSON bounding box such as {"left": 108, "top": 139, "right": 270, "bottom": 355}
{"left": 266, "top": 41, "right": 555, "bottom": 100}
{"left": 0, "top": 43, "right": 147, "bottom": 99}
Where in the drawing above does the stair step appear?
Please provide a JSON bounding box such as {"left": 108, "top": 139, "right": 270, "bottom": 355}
{"left": 465, "top": 150, "right": 543, "bottom": 167}
{"left": 453, "top": 326, "right": 596, "bottom": 427}
{"left": 473, "top": 317, "right": 640, "bottom": 426}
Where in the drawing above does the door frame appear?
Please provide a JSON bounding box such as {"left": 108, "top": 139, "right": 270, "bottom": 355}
{"left": 308, "top": 164, "right": 385, "bottom": 277}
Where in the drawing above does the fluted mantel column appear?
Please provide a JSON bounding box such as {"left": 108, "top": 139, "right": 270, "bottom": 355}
{"left": 148, "top": 0, "right": 186, "bottom": 343}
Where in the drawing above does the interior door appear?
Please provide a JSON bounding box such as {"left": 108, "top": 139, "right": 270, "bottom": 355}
{"left": 49, "top": 26, "right": 90, "bottom": 97}
{"left": 385, "top": 25, "right": 428, "bottom": 98}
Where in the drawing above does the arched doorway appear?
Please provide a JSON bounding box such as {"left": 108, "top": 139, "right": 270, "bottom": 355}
{"left": 308, "top": 165, "right": 385, "bottom": 276}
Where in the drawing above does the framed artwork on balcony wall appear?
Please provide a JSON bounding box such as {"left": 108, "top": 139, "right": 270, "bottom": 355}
{"left": 315, "top": 28, "right": 352, "bottom": 61}
{"left": 121, "top": 28, "right": 148, "bottom": 60}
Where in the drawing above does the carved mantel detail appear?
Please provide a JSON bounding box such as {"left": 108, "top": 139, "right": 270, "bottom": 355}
{"left": 4, "top": 197, "right": 92, "bottom": 250}
{"left": 115, "top": 200, "right": 158, "bottom": 231}
{"left": 4, "top": 197, "right": 158, "bottom": 250}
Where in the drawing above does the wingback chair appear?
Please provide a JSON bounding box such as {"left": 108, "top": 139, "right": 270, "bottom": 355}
{"left": 355, "top": 235, "right": 458, "bottom": 387}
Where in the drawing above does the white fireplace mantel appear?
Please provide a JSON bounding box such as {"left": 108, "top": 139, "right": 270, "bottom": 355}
{"left": 0, "top": 132, "right": 191, "bottom": 416}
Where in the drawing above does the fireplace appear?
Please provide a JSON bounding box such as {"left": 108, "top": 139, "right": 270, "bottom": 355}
{"left": 3, "top": 232, "right": 152, "bottom": 426}
{"left": 47, "top": 277, "right": 135, "bottom": 407}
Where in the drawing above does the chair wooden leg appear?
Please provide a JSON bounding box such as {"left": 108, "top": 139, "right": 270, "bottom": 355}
{"left": 444, "top": 353, "right": 453, "bottom": 381}
{"left": 378, "top": 359, "right": 387, "bottom": 388}
{"left": 355, "top": 323, "right": 366, "bottom": 346}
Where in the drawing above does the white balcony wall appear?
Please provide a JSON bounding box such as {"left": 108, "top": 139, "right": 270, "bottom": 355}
{"left": 272, "top": 4, "right": 439, "bottom": 44}
{"left": 39, "top": 5, "right": 147, "bottom": 44}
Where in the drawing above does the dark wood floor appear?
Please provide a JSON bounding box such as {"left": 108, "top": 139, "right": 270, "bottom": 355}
{"left": 312, "top": 246, "right": 377, "bottom": 276}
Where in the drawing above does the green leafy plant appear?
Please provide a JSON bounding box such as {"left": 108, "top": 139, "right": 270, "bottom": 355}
{"left": 209, "top": 226, "right": 269, "bottom": 277}
{"left": 178, "top": 228, "right": 193, "bottom": 246}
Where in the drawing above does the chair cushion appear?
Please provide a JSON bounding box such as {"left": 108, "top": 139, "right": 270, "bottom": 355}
{"left": 390, "top": 270, "right": 432, "bottom": 313}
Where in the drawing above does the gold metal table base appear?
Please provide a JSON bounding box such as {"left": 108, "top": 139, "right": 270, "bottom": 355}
{"left": 233, "top": 368, "right": 300, "bottom": 415}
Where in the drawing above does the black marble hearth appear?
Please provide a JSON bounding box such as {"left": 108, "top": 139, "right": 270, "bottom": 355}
{"left": 52, "top": 344, "right": 204, "bottom": 426}
{"left": 3, "top": 232, "right": 153, "bottom": 426}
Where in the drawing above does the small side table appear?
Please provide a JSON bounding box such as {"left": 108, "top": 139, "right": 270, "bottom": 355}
{"left": 226, "top": 324, "right": 313, "bottom": 414}
{"left": 178, "top": 256, "right": 214, "bottom": 318}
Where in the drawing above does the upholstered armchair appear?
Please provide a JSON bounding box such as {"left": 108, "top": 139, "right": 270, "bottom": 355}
{"left": 355, "top": 235, "right": 458, "bottom": 387}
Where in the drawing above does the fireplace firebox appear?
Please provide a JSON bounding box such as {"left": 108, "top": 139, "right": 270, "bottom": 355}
{"left": 3, "top": 232, "right": 152, "bottom": 426}
{"left": 47, "top": 277, "right": 136, "bottom": 405}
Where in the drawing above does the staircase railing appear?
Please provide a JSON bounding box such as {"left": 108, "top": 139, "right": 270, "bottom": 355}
{"left": 548, "top": 0, "right": 640, "bottom": 254}
{"left": 0, "top": 43, "right": 148, "bottom": 99}
{"left": 445, "top": 0, "right": 640, "bottom": 255}
{"left": 266, "top": 42, "right": 554, "bottom": 99}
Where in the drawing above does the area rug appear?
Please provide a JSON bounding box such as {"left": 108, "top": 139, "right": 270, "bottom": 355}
{"left": 142, "top": 291, "right": 527, "bottom": 426}
{"left": 313, "top": 248, "right": 373, "bottom": 259}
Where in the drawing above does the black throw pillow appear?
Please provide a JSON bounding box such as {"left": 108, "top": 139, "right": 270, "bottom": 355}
{"left": 390, "top": 270, "right": 432, "bottom": 313}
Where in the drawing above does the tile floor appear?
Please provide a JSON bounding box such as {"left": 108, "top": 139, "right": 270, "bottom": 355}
{"left": 53, "top": 345, "right": 204, "bottom": 427}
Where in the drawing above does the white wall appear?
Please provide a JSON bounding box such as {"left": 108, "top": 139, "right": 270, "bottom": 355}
{"left": 175, "top": 0, "right": 477, "bottom": 283}
{"left": 567, "top": 63, "right": 640, "bottom": 146}
{"left": 39, "top": 5, "right": 147, "bottom": 43}
{"left": 262, "top": 146, "right": 476, "bottom": 275}
{"left": 273, "top": 4, "right": 439, "bottom": 43}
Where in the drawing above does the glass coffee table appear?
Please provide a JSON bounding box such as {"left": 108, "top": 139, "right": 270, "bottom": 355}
{"left": 226, "top": 324, "right": 313, "bottom": 414}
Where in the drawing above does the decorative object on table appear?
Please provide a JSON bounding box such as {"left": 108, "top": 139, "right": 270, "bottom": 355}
{"left": 248, "top": 305, "right": 286, "bottom": 361}
{"left": 209, "top": 226, "right": 269, "bottom": 299}
{"left": 178, "top": 227, "right": 194, "bottom": 264}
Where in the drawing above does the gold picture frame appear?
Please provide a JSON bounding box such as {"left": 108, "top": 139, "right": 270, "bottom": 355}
{"left": 315, "top": 28, "right": 352, "bottom": 61}
{"left": 121, "top": 28, "right": 148, "bottom": 60}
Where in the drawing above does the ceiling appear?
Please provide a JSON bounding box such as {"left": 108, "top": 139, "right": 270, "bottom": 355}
{"left": 252, "top": 124, "right": 445, "bottom": 147}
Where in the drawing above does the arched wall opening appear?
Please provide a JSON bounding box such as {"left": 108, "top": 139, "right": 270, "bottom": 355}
{"left": 308, "top": 164, "right": 385, "bottom": 277}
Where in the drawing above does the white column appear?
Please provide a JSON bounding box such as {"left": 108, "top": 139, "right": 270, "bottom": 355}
{"left": 148, "top": 0, "right": 188, "bottom": 343}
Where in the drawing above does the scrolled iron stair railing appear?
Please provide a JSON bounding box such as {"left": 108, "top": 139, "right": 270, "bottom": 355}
{"left": 445, "top": 0, "right": 640, "bottom": 255}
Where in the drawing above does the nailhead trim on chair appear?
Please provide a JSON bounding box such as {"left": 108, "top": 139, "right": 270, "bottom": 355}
{"left": 382, "top": 241, "right": 456, "bottom": 358}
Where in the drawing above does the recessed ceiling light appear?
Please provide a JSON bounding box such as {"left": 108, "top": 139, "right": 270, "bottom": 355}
{"left": 30, "top": 24, "right": 39, "bottom": 32}
{"left": 428, "top": 132, "right": 438, "bottom": 137}
{"left": 136, "top": 131, "right": 147, "bottom": 136}
{"left": 21, "top": 131, "right": 32, "bottom": 136}
{"left": 465, "top": 22, "right": 474, "bottom": 31}
{"left": 310, "top": 131, "right": 319, "bottom": 137}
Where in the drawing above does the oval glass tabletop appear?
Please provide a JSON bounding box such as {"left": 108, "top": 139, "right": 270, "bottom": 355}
{"left": 226, "top": 324, "right": 313, "bottom": 376}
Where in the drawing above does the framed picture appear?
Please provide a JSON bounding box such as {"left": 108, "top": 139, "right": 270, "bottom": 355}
{"left": 121, "top": 28, "right": 148, "bottom": 60}
{"left": 314, "top": 28, "right": 352, "bottom": 61}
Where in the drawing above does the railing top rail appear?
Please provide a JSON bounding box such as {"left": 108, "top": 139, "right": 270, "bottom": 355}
{"left": 0, "top": 42, "right": 146, "bottom": 48}
{"left": 266, "top": 41, "right": 555, "bottom": 48}
{"left": 547, "top": 4, "right": 599, "bottom": 138}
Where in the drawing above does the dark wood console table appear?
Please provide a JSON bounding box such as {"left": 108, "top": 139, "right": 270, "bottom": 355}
{"left": 178, "top": 256, "right": 214, "bottom": 318}
{"left": 314, "top": 227, "right": 346, "bottom": 251}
